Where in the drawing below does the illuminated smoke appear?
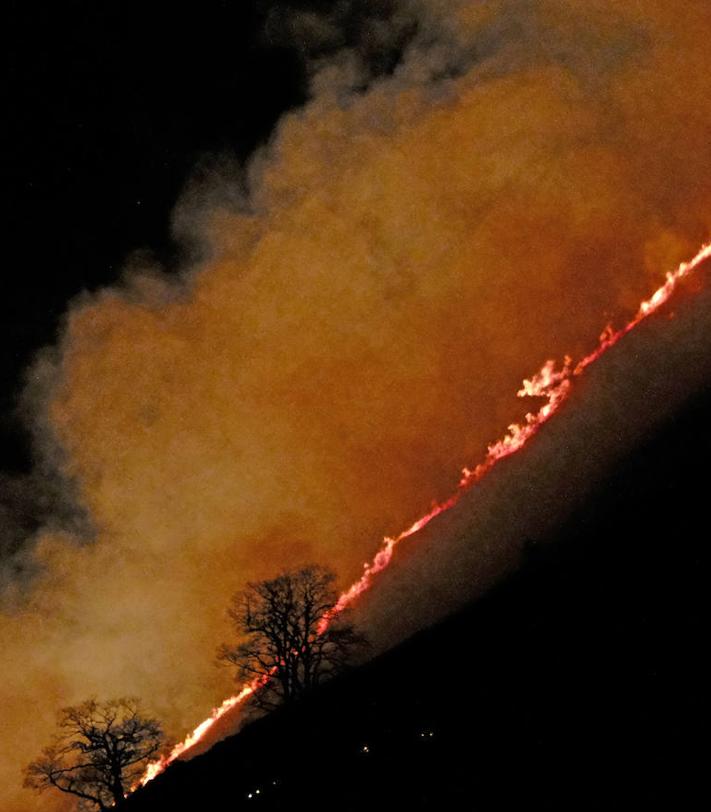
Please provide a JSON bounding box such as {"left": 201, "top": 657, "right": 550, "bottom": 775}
{"left": 3, "top": 3, "right": 711, "bottom": 810}
{"left": 136, "top": 242, "right": 711, "bottom": 785}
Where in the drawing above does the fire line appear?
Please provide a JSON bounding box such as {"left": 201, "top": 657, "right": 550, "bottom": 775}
{"left": 136, "top": 241, "right": 711, "bottom": 789}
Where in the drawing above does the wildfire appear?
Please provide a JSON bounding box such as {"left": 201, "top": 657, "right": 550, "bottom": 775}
{"left": 137, "top": 241, "right": 711, "bottom": 789}
{"left": 137, "top": 689, "right": 251, "bottom": 785}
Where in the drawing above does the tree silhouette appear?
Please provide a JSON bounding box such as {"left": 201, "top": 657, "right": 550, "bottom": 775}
{"left": 24, "top": 697, "right": 163, "bottom": 811}
{"left": 218, "top": 565, "right": 366, "bottom": 709}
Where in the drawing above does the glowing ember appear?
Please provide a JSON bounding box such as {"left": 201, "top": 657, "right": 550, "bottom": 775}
{"left": 137, "top": 242, "right": 710, "bottom": 789}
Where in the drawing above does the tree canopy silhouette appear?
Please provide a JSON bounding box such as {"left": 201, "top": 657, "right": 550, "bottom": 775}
{"left": 24, "top": 697, "right": 163, "bottom": 811}
{"left": 218, "top": 565, "right": 366, "bottom": 709}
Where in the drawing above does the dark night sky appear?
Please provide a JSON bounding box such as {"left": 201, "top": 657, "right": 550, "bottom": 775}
{"left": 2, "top": 1, "right": 307, "bottom": 471}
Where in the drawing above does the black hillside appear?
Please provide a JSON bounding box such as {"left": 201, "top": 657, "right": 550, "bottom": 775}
{"left": 126, "top": 383, "right": 709, "bottom": 811}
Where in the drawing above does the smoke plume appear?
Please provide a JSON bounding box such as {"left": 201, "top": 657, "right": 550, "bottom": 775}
{"left": 3, "top": 2, "right": 711, "bottom": 808}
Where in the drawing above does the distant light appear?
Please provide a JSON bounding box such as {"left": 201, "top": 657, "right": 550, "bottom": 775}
{"left": 361, "top": 745, "right": 370, "bottom": 753}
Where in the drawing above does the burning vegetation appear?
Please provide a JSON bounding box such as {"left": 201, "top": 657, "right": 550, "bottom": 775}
{"left": 5, "top": 3, "right": 711, "bottom": 810}
{"left": 134, "top": 241, "right": 710, "bottom": 789}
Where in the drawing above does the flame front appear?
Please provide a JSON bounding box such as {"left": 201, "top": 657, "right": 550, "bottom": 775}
{"left": 137, "top": 241, "right": 711, "bottom": 789}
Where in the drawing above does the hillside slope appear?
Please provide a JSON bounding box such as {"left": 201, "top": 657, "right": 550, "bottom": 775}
{"left": 126, "top": 382, "right": 708, "bottom": 811}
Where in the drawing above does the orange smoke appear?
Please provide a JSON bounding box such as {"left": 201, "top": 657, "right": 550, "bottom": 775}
{"left": 3, "top": 2, "right": 711, "bottom": 810}
{"left": 137, "top": 241, "right": 710, "bottom": 785}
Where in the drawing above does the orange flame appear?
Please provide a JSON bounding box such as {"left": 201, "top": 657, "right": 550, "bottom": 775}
{"left": 137, "top": 241, "right": 711, "bottom": 788}
{"left": 138, "top": 686, "right": 255, "bottom": 785}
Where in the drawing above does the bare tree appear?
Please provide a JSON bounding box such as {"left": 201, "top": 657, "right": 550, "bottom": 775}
{"left": 24, "top": 697, "right": 163, "bottom": 811}
{"left": 218, "top": 565, "right": 366, "bottom": 710}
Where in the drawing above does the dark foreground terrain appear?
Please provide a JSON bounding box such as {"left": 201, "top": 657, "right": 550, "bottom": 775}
{"left": 127, "top": 384, "right": 708, "bottom": 811}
